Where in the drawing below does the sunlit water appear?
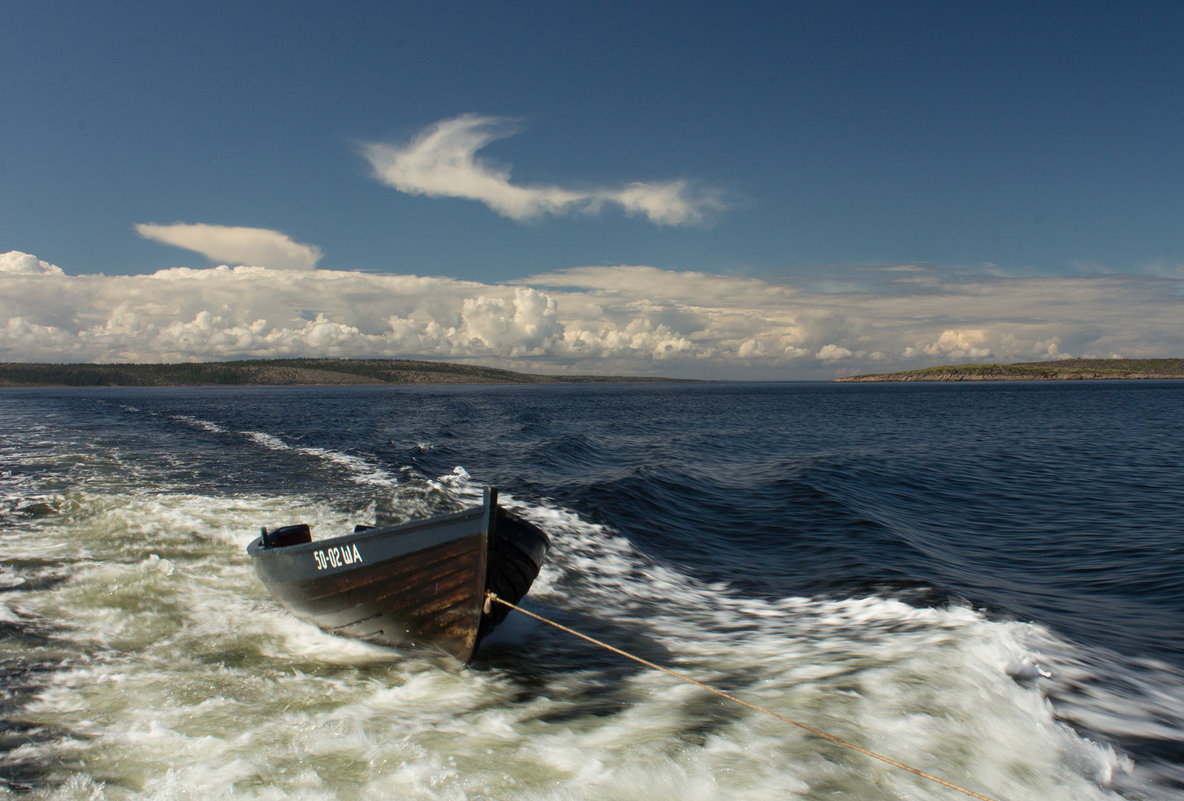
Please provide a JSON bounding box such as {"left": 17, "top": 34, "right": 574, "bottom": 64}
{"left": 1, "top": 382, "right": 1182, "bottom": 800}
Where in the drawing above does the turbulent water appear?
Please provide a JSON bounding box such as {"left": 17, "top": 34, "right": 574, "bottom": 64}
{"left": 1, "top": 381, "right": 1182, "bottom": 801}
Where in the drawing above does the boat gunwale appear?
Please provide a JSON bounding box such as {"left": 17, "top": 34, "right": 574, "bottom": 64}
{"left": 247, "top": 504, "right": 485, "bottom": 562}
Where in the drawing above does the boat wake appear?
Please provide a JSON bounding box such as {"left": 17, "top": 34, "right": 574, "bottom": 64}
{"left": 1, "top": 438, "right": 1180, "bottom": 798}
{"left": 443, "top": 472, "right": 1182, "bottom": 801}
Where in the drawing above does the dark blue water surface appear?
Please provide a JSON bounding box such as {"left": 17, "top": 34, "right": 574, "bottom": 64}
{"left": 5, "top": 381, "right": 1182, "bottom": 664}
{"left": 3, "top": 380, "right": 1183, "bottom": 796}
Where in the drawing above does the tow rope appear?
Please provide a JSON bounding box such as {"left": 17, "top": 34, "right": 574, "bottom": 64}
{"left": 486, "top": 592, "right": 1005, "bottom": 801}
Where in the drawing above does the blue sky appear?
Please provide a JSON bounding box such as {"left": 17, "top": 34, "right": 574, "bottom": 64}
{"left": 3, "top": 1, "right": 1182, "bottom": 378}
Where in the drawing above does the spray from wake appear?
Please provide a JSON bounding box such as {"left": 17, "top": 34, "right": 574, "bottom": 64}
{"left": 1, "top": 454, "right": 1177, "bottom": 800}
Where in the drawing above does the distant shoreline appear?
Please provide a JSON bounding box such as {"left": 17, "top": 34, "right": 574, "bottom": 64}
{"left": 0, "top": 358, "right": 689, "bottom": 388}
{"left": 836, "top": 358, "right": 1184, "bottom": 382}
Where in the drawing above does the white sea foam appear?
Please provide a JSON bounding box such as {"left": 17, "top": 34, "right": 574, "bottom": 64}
{"left": 299, "top": 446, "right": 397, "bottom": 486}
{"left": 244, "top": 430, "right": 292, "bottom": 451}
{"left": 0, "top": 481, "right": 1177, "bottom": 801}
{"left": 171, "top": 414, "right": 227, "bottom": 434}
{"left": 240, "top": 429, "right": 397, "bottom": 487}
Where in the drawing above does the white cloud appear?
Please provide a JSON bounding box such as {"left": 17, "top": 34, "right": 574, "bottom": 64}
{"left": 0, "top": 251, "right": 64, "bottom": 275}
{"left": 2, "top": 251, "right": 1182, "bottom": 379}
{"left": 922, "top": 329, "right": 993, "bottom": 359}
{"left": 454, "top": 287, "right": 562, "bottom": 356}
{"left": 361, "top": 114, "right": 726, "bottom": 226}
{"left": 816, "top": 344, "right": 853, "bottom": 361}
{"left": 135, "top": 223, "right": 323, "bottom": 271}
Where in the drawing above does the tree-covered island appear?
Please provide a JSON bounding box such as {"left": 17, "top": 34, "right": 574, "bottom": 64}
{"left": 0, "top": 359, "right": 684, "bottom": 387}
{"left": 836, "top": 358, "right": 1184, "bottom": 382}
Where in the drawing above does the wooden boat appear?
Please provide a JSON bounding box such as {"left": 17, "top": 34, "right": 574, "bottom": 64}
{"left": 247, "top": 488, "right": 550, "bottom": 662}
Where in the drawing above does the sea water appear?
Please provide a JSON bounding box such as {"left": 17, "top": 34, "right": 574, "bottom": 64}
{"left": 1, "top": 381, "right": 1181, "bottom": 800}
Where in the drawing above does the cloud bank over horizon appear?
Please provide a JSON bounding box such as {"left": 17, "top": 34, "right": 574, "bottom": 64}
{"left": 4, "top": 250, "right": 1180, "bottom": 379}
{"left": 361, "top": 115, "right": 727, "bottom": 226}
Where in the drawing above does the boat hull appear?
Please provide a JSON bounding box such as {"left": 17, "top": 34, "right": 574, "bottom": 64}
{"left": 247, "top": 489, "right": 549, "bottom": 662}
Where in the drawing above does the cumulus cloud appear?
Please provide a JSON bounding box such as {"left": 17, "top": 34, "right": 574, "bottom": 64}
{"left": 923, "top": 329, "right": 992, "bottom": 359}
{"left": 2, "top": 251, "right": 1182, "bottom": 379}
{"left": 817, "top": 344, "right": 853, "bottom": 361}
{"left": 0, "top": 251, "right": 64, "bottom": 275}
{"left": 361, "top": 114, "right": 726, "bottom": 226}
{"left": 135, "top": 223, "right": 323, "bottom": 270}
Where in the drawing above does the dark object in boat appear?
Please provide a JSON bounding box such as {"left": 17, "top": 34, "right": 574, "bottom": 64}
{"left": 247, "top": 488, "right": 550, "bottom": 662}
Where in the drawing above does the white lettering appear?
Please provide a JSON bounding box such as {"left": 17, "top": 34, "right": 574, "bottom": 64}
{"left": 313, "top": 544, "right": 363, "bottom": 571}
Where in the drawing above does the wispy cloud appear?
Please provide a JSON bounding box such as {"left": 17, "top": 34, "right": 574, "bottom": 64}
{"left": 135, "top": 223, "right": 323, "bottom": 271}
{"left": 3, "top": 252, "right": 1181, "bottom": 378}
{"left": 361, "top": 114, "right": 727, "bottom": 226}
